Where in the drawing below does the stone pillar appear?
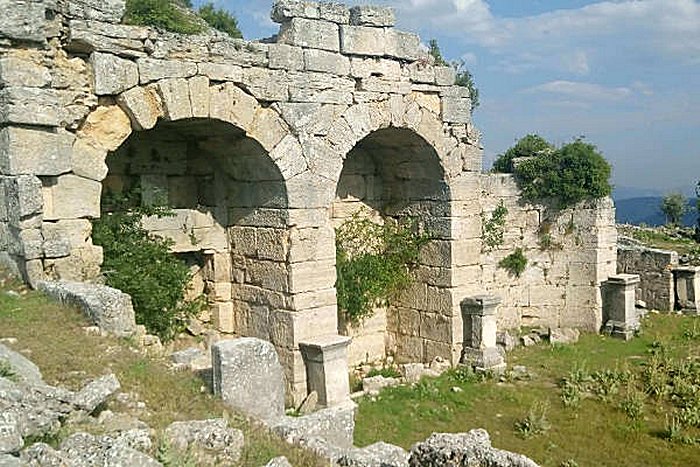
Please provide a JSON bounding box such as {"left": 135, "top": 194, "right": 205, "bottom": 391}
{"left": 602, "top": 274, "right": 640, "bottom": 340}
{"left": 299, "top": 334, "right": 351, "bottom": 408}
{"left": 673, "top": 266, "right": 700, "bottom": 314}
{"left": 460, "top": 295, "right": 505, "bottom": 372}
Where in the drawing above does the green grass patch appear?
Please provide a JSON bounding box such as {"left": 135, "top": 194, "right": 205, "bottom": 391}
{"left": 355, "top": 314, "right": 700, "bottom": 467}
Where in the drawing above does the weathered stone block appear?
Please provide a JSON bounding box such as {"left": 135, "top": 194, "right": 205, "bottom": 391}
{"left": 117, "top": 85, "right": 163, "bottom": 131}
{"left": 435, "top": 66, "right": 456, "bottom": 86}
{"left": 349, "top": 6, "right": 395, "bottom": 27}
{"left": 271, "top": 0, "right": 319, "bottom": 23}
{"left": 5, "top": 175, "right": 43, "bottom": 220}
{"left": 288, "top": 71, "right": 354, "bottom": 104}
{"left": 242, "top": 68, "right": 288, "bottom": 102}
{"left": 0, "top": 0, "right": 47, "bottom": 42}
{"left": 319, "top": 3, "right": 350, "bottom": 24}
{"left": 279, "top": 18, "right": 340, "bottom": 52}
{"left": 71, "top": 139, "right": 108, "bottom": 182}
{"left": 442, "top": 97, "right": 472, "bottom": 124}
{"left": 197, "top": 62, "right": 243, "bottom": 81}
{"left": 0, "top": 127, "right": 73, "bottom": 176}
{"left": 0, "top": 87, "right": 64, "bottom": 126}
{"left": 268, "top": 44, "right": 304, "bottom": 71}
{"left": 138, "top": 58, "right": 197, "bottom": 84}
{"left": 340, "top": 25, "right": 384, "bottom": 57}
{"left": 90, "top": 52, "right": 139, "bottom": 95}
{"left": 77, "top": 104, "right": 132, "bottom": 151}
{"left": 42, "top": 174, "right": 101, "bottom": 220}
{"left": 64, "top": 0, "right": 127, "bottom": 23}
{"left": 299, "top": 334, "right": 351, "bottom": 407}
{"left": 0, "top": 51, "right": 51, "bottom": 87}
{"left": 304, "top": 49, "right": 350, "bottom": 76}
{"left": 385, "top": 29, "right": 421, "bottom": 61}
{"left": 212, "top": 338, "right": 286, "bottom": 422}
{"left": 212, "top": 302, "right": 235, "bottom": 333}
{"left": 349, "top": 57, "right": 400, "bottom": 80}
{"left": 157, "top": 78, "right": 192, "bottom": 121}
{"left": 209, "top": 82, "right": 259, "bottom": 129}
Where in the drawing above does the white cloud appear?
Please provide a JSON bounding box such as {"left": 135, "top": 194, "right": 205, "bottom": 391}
{"left": 525, "top": 81, "right": 633, "bottom": 101}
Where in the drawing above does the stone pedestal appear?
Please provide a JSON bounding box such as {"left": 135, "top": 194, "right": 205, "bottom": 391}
{"left": 602, "top": 274, "right": 641, "bottom": 340}
{"left": 460, "top": 295, "right": 505, "bottom": 372}
{"left": 673, "top": 266, "right": 700, "bottom": 314}
{"left": 299, "top": 334, "right": 351, "bottom": 408}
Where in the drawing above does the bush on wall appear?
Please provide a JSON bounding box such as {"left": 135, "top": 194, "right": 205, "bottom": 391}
{"left": 335, "top": 214, "right": 430, "bottom": 324}
{"left": 93, "top": 191, "right": 204, "bottom": 342}
{"left": 494, "top": 136, "right": 612, "bottom": 209}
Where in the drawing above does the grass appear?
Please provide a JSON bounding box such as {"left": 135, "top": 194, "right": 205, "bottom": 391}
{"left": 0, "top": 271, "right": 323, "bottom": 467}
{"left": 619, "top": 225, "right": 700, "bottom": 258}
{"left": 355, "top": 313, "right": 700, "bottom": 467}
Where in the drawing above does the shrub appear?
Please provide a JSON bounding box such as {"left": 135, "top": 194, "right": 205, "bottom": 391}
{"left": 428, "top": 39, "right": 479, "bottom": 111}
{"left": 499, "top": 248, "right": 527, "bottom": 278}
{"left": 514, "top": 401, "right": 551, "bottom": 439}
{"left": 124, "top": 0, "right": 203, "bottom": 34}
{"left": 492, "top": 134, "right": 554, "bottom": 174}
{"left": 482, "top": 201, "right": 508, "bottom": 250}
{"left": 92, "top": 192, "right": 204, "bottom": 342}
{"left": 515, "top": 139, "right": 612, "bottom": 209}
{"left": 366, "top": 366, "right": 402, "bottom": 379}
{"left": 335, "top": 214, "right": 429, "bottom": 323}
{"left": 198, "top": 2, "right": 242, "bottom": 38}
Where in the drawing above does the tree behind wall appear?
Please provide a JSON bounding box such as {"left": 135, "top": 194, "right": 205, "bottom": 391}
{"left": 660, "top": 192, "right": 688, "bottom": 227}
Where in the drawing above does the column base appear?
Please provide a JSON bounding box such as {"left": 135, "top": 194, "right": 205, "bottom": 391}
{"left": 462, "top": 347, "right": 506, "bottom": 373}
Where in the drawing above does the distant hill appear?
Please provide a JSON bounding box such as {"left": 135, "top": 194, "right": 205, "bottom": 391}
{"left": 615, "top": 196, "right": 697, "bottom": 226}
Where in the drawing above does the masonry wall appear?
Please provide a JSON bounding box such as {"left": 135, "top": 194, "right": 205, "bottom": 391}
{"left": 618, "top": 245, "right": 677, "bottom": 311}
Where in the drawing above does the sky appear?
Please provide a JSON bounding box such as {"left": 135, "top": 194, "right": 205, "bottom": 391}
{"left": 193, "top": 0, "right": 700, "bottom": 197}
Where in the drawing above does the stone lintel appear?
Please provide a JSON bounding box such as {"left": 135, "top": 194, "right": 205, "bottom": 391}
{"left": 605, "top": 273, "right": 641, "bottom": 286}
{"left": 460, "top": 295, "right": 501, "bottom": 315}
{"left": 299, "top": 334, "right": 351, "bottom": 359}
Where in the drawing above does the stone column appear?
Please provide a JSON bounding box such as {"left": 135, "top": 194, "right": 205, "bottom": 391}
{"left": 602, "top": 274, "right": 641, "bottom": 340}
{"left": 299, "top": 334, "right": 351, "bottom": 408}
{"left": 673, "top": 266, "right": 700, "bottom": 314}
{"left": 460, "top": 295, "right": 505, "bottom": 372}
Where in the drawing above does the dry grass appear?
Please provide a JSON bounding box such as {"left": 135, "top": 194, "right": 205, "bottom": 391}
{"left": 0, "top": 271, "right": 324, "bottom": 467}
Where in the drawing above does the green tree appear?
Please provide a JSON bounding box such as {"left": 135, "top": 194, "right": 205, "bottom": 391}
{"left": 492, "top": 134, "right": 554, "bottom": 173}
{"left": 428, "top": 39, "right": 480, "bottom": 111}
{"left": 124, "top": 0, "right": 202, "bottom": 34}
{"left": 198, "top": 2, "right": 243, "bottom": 38}
{"left": 661, "top": 192, "right": 688, "bottom": 226}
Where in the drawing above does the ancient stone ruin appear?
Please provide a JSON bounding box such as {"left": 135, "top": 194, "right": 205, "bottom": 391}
{"left": 0, "top": 0, "right": 618, "bottom": 405}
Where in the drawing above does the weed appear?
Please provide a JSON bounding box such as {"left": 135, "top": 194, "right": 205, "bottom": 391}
{"left": 414, "top": 380, "right": 439, "bottom": 400}
{"left": 619, "top": 388, "right": 646, "bottom": 422}
{"left": 446, "top": 365, "right": 480, "bottom": 385}
{"left": 482, "top": 201, "right": 508, "bottom": 250}
{"left": 499, "top": 248, "right": 528, "bottom": 278}
{"left": 124, "top": 0, "right": 203, "bottom": 34}
{"left": 514, "top": 401, "right": 551, "bottom": 439}
{"left": 366, "top": 366, "right": 402, "bottom": 379}
{"left": 591, "top": 369, "right": 627, "bottom": 401}
{"left": 560, "top": 381, "right": 582, "bottom": 409}
{"left": 156, "top": 438, "right": 197, "bottom": 467}
{"left": 682, "top": 322, "right": 700, "bottom": 341}
{"left": 0, "top": 360, "right": 17, "bottom": 381}
{"left": 664, "top": 413, "right": 697, "bottom": 445}
{"left": 560, "top": 460, "right": 579, "bottom": 467}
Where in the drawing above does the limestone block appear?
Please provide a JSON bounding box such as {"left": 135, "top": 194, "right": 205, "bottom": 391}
{"left": 349, "top": 57, "right": 400, "bottom": 80}
{"left": 304, "top": 49, "right": 350, "bottom": 76}
{"left": 277, "top": 102, "right": 346, "bottom": 136}
{"left": 64, "top": 0, "right": 127, "bottom": 23}
{"left": 358, "top": 77, "right": 411, "bottom": 94}
{"left": 137, "top": 58, "right": 197, "bottom": 84}
{"left": 212, "top": 338, "right": 286, "bottom": 422}
{"left": 42, "top": 174, "right": 101, "bottom": 220}
{"left": 212, "top": 302, "right": 235, "bottom": 333}
{"left": 288, "top": 225, "right": 335, "bottom": 263}
{"left": 209, "top": 82, "right": 259, "bottom": 130}
{"left": 90, "top": 52, "right": 138, "bottom": 95}
{"left": 268, "top": 44, "right": 304, "bottom": 71}
{"left": 299, "top": 334, "right": 352, "bottom": 407}
{"left": 66, "top": 20, "right": 149, "bottom": 58}
{"left": 188, "top": 76, "right": 210, "bottom": 118}
{"left": 286, "top": 288, "right": 337, "bottom": 311}
{"left": 288, "top": 71, "right": 354, "bottom": 105}
{"left": 71, "top": 139, "right": 108, "bottom": 182}
{"left": 279, "top": 18, "right": 340, "bottom": 52}
{"left": 77, "top": 104, "right": 132, "bottom": 152}
{"left": 385, "top": 30, "right": 422, "bottom": 61}
{"left": 197, "top": 62, "right": 243, "bottom": 82}
{"left": 442, "top": 97, "right": 472, "bottom": 124}
{"left": 43, "top": 244, "right": 103, "bottom": 281}
{"left": 241, "top": 68, "right": 288, "bottom": 102}
{"left": 270, "top": 307, "right": 338, "bottom": 349}
{"left": 246, "top": 259, "right": 289, "bottom": 292}
{"left": 4, "top": 175, "right": 43, "bottom": 221}
{"left": 117, "top": 85, "right": 163, "bottom": 131}
{"left": 256, "top": 228, "right": 290, "bottom": 262}
{"left": 271, "top": 0, "right": 320, "bottom": 23}
{"left": 288, "top": 259, "right": 336, "bottom": 293}
{"left": 0, "top": 127, "right": 73, "bottom": 176}
{"left": 319, "top": 3, "right": 350, "bottom": 24}
{"left": 435, "top": 66, "right": 456, "bottom": 86}
{"left": 269, "top": 135, "right": 307, "bottom": 179}
{"left": 0, "top": 0, "right": 47, "bottom": 42}
{"left": 340, "top": 25, "right": 384, "bottom": 57}
{"left": 14, "top": 228, "right": 42, "bottom": 259}
{"left": 408, "top": 62, "right": 435, "bottom": 84}
{"left": 349, "top": 6, "right": 395, "bottom": 27}
{"left": 249, "top": 107, "right": 289, "bottom": 151}
{"left": 0, "top": 87, "right": 64, "bottom": 126}
{"left": 0, "top": 51, "right": 51, "bottom": 87}
{"left": 286, "top": 172, "right": 336, "bottom": 209}
{"left": 157, "top": 78, "right": 193, "bottom": 121}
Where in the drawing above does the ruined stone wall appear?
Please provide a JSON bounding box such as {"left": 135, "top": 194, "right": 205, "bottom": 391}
{"left": 476, "top": 175, "right": 617, "bottom": 332}
{"left": 618, "top": 245, "right": 677, "bottom": 311}
{"left": 0, "top": 0, "right": 618, "bottom": 400}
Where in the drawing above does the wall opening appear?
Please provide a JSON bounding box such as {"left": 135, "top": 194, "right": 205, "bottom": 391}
{"left": 333, "top": 127, "right": 451, "bottom": 365}
{"left": 102, "top": 118, "right": 289, "bottom": 342}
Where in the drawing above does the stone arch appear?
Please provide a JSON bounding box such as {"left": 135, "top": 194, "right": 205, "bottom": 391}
{"left": 332, "top": 122, "right": 456, "bottom": 365}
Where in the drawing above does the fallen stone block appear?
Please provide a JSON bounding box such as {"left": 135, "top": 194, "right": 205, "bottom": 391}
{"left": 339, "top": 441, "right": 409, "bottom": 467}
{"left": 164, "top": 419, "right": 244, "bottom": 465}
{"left": 270, "top": 401, "right": 357, "bottom": 450}
{"left": 265, "top": 456, "right": 293, "bottom": 467}
{"left": 362, "top": 376, "right": 400, "bottom": 396}
{"left": 0, "top": 344, "right": 43, "bottom": 385}
{"left": 0, "top": 412, "right": 22, "bottom": 455}
{"left": 548, "top": 328, "right": 580, "bottom": 345}
{"left": 72, "top": 374, "right": 121, "bottom": 413}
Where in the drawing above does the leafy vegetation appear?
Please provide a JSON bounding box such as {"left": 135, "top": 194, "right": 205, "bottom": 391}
{"left": 366, "top": 366, "right": 402, "bottom": 379}
{"left": 482, "top": 201, "right": 508, "bottom": 250}
{"left": 335, "top": 214, "right": 429, "bottom": 323}
{"left": 355, "top": 313, "right": 700, "bottom": 466}
{"left": 92, "top": 192, "right": 204, "bottom": 342}
{"left": 428, "top": 39, "right": 480, "bottom": 111}
{"left": 660, "top": 192, "right": 689, "bottom": 226}
{"left": 498, "top": 248, "right": 528, "bottom": 277}
{"left": 198, "top": 2, "right": 242, "bottom": 38}
{"left": 124, "top": 0, "right": 203, "bottom": 34}
{"left": 124, "top": 0, "right": 242, "bottom": 38}
{"left": 497, "top": 136, "right": 612, "bottom": 209}
{"left": 0, "top": 360, "right": 17, "bottom": 381}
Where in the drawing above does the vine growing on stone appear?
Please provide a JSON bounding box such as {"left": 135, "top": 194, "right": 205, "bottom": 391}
{"left": 93, "top": 190, "right": 205, "bottom": 342}
{"left": 335, "top": 213, "right": 430, "bottom": 324}
{"left": 482, "top": 201, "right": 508, "bottom": 250}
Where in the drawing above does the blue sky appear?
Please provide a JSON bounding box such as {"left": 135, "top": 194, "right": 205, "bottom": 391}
{"left": 194, "top": 0, "right": 700, "bottom": 197}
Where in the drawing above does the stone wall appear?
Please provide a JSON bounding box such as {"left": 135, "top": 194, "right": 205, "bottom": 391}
{"left": 618, "top": 244, "right": 678, "bottom": 311}
{"left": 0, "top": 0, "right": 617, "bottom": 401}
